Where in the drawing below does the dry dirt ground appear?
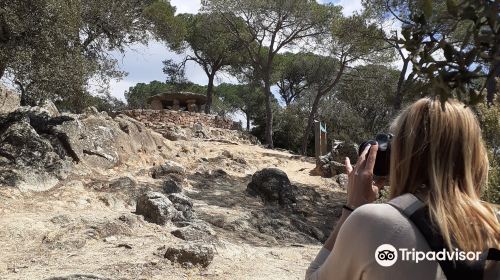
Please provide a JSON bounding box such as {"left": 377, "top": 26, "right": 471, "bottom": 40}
{"left": 0, "top": 139, "right": 347, "bottom": 280}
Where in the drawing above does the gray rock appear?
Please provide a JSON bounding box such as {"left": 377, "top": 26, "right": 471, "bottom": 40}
{"left": 84, "top": 106, "right": 99, "bottom": 115}
{"left": 329, "top": 161, "right": 345, "bottom": 176}
{"left": 0, "top": 85, "right": 20, "bottom": 114}
{"left": 151, "top": 160, "right": 186, "bottom": 179}
{"left": 52, "top": 112, "right": 165, "bottom": 170}
{"left": 0, "top": 104, "right": 165, "bottom": 190}
{"left": 331, "top": 141, "right": 358, "bottom": 163}
{"left": 193, "top": 122, "right": 208, "bottom": 138}
{"left": 164, "top": 243, "right": 214, "bottom": 268}
{"left": 168, "top": 193, "right": 193, "bottom": 221}
{"left": 334, "top": 174, "right": 349, "bottom": 188}
{"left": 312, "top": 141, "right": 357, "bottom": 178}
{"left": 136, "top": 192, "right": 177, "bottom": 225}
{"left": 171, "top": 222, "right": 216, "bottom": 242}
{"left": 246, "top": 168, "right": 293, "bottom": 205}
{"left": 41, "top": 100, "right": 60, "bottom": 117}
{"left": 0, "top": 118, "right": 71, "bottom": 191}
{"left": 162, "top": 179, "right": 182, "bottom": 194}
{"left": 109, "top": 176, "right": 137, "bottom": 190}
{"left": 247, "top": 168, "right": 321, "bottom": 210}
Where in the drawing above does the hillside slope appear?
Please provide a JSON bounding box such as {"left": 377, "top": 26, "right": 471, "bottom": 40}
{"left": 0, "top": 108, "right": 346, "bottom": 280}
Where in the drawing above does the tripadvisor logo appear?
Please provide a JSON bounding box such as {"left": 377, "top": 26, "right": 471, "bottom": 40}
{"left": 374, "top": 244, "right": 482, "bottom": 267}
{"left": 375, "top": 244, "right": 398, "bottom": 267}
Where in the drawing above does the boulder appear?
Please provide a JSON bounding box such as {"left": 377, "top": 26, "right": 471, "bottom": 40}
{"left": 171, "top": 222, "right": 216, "bottom": 242}
{"left": 0, "top": 85, "right": 20, "bottom": 114}
{"left": 40, "top": 100, "right": 60, "bottom": 117}
{"left": 0, "top": 118, "right": 71, "bottom": 191}
{"left": 331, "top": 141, "right": 358, "bottom": 162}
{"left": 334, "top": 174, "right": 349, "bottom": 188}
{"left": 247, "top": 168, "right": 293, "bottom": 205}
{"left": 311, "top": 141, "right": 357, "bottom": 178}
{"left": 151, "top": 160, "right": 186, "bottom": 179}
{"left": 168, "top": 193, "right": 193, "bottom": 221}
{"left": 164, "top": 243, "right": 214, "bottom": 268}
{"left": 136, "top": 192, "right": 177, "bottom": 225}
{"left": 161, "top": 129, "right": 188, "bottom": 141}
{"left": 193, "top": 122, "right": 208, "bottom": 138}
{"left": 329, "top": 161, "right": 346, "bottom": 176}
{"left": 162, "top": 179, "right": 183, "bottom": 194}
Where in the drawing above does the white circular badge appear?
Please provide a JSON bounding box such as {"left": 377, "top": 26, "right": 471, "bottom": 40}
{"left": 375, "top": 244, "right": 398, "bottom": 267}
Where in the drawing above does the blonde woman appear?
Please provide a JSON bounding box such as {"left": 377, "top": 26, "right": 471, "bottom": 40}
{"left": 306, "top": 98, "right": 500, "bottom": 280}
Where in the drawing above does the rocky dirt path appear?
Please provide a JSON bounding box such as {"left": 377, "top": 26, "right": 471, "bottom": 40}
{"left": 0, "top": 140, "right": 346, "bottom": 280}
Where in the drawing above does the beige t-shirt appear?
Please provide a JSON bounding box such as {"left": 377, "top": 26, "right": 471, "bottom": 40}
{"left": 305, "top": 200, "right": 491, "bottom": 280}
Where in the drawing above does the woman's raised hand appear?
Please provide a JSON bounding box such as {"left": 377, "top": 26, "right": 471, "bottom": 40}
{"left": 344, "top": 144, "right": 380, "bottom": 209}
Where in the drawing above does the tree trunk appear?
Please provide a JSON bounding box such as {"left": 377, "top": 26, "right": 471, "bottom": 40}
{"left": 394, "top": 57, "right": 410, "bottom": 111}
{"left": 301, "top": 90, "right": 322, "bottom": 155}
{"left": 20, "top": 91, "right": 29, "bottom": 106}
{"left": 245, "top": 112, "right": 250, "bottom": 131}
{"left": 0, "top": 62, "right": 5, "bottom": 81}
{"left": 263, "top": 77, "right": 274, "bottom": 148}
{"left": 205, "top": 74, "right": 215, "bottom": 114}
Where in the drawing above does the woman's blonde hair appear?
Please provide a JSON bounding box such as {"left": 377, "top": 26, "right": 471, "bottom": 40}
{"left": 389, "top": 97, "right": 500, "bottom": 251}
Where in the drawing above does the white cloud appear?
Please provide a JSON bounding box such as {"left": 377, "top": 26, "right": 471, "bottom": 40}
{"left": 170, "top": 0, "right": 201, "bottom": 14}
{"left": 109, "top": 79, "right": 137, "bottom": 100}
{"left": 336, "top": 0, "right": 363, "bottom": 15}
{"left": 318, "top": 0, "right": 363, "bottom": 16}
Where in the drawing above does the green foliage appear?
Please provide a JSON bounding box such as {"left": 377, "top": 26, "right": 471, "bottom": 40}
{"left": 56, "top": 92, "right": 126, "bottom": 113}
{"left": 212, "top": 83, "right": 263, "bottom": 130}
{"left": 319, "top": 64, "right": 403, "bottom": 143}
{"left": 0, "top": 0, "right": 180, "bottom": 111}
{"left": 273, "top": 52, "right": 312, "bottom": 106}
{"left": 477, "top": 97, "right": 500, "bottom": 204}
{"left": 203, "top": 0, "right": 341, "bottom": 147}
{"left": 483, "top": 149, "right": 500, "bottom": 205}
{"left": 273, "top": 105, "right": 309, "bottom": 154}
{"left": 371, "top": 0, "right": 500, "bottom": 105}
{"left": 125, "top": 80, "right": 207, "bottom": 109}
{"left": 144, "top": 0, "right": 185, "bottom": 50}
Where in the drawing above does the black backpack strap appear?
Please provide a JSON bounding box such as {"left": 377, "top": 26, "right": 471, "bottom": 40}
{"left": 388, "top": 194, "right": 491, "bottom": 280}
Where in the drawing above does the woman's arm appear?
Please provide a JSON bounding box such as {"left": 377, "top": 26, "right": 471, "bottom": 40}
{"left": 305, "top": 209, "right": 352, "bottom": 280}
{"left": 306, "top": 144, "right": 381, "bottom": 280}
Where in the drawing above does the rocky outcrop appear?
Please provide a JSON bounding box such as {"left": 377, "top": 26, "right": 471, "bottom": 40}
{"left": 0, "top": 105, "right": 167, "bottom": 191}
{"left": 136, "top": 191, "right": 194, "bottom": 225}
{"left": 311, "top": 141, "right": 358, "bottom": 178}
{"left": 162, "top": 179, "right": 183, "bottom": 194}
{"left": 171, "top": 221, "right": 217, "bottom": 242}
{"left": 119, "top": 110, "right": 259, "bottom": 145}
{"left": 136, "top": 192, "right": 179, "bottom": 225}
{"left": 0, "top": 106, "right": 73, "bottom": 191}
{"left": 0, "top": 86, "right": 20, "bottom": 114}
{"left": 247, "top": 168, "right": 306, "bottom": 207}
{"left": 151, "top": 160, "right": 186, "bottom": 179}
{"left": 121, "top": 109, "right": 240, "bottom": 131}
{"left": 53, "top": 113, "right": 165, "bottom": 169}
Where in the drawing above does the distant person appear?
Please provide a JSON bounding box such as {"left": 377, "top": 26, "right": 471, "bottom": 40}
{"left": 305, "top": 98, "right": 500, "bottom": 280}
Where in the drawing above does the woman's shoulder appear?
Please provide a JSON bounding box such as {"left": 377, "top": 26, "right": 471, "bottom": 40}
{"left": 350, "top": 202, "right": 403, "bottom": 223}
{"left": 342, "top": 201, "right": 419, "bottom": 244}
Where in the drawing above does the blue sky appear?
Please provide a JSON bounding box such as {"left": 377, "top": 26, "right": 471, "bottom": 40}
{"left": 108, "top": 0, "right": 365, "bottom": 101}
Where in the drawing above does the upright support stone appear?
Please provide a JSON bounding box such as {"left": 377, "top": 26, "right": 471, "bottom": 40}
{"left": 186, "top": 99, "right": 198, "bottom": 112}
